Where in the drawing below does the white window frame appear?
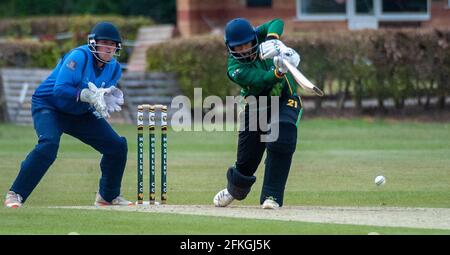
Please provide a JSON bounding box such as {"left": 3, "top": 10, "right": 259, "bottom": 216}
{"left": 296, "top": 0, "right": 430, "bottom": 22}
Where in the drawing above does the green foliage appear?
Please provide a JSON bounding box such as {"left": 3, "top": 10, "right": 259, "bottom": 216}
{"left": 147, "top": 29, "right": 450, "bottom": 110}
{"left": 0, "top": 0, "right": 176, "bottom": 24}
{"left": 0, "top": 15, "right": 153, "bottom": 63}
{"left": 0, "top": 40, "right": 60, "bottom": 68}
{"left": 147, "top": 35, "right": 239, "bottom": 101}
{"left": 120, "top": 0, "right": 176, "bottom": 24}
{"left": 0, "top": 15, "right": 153, "bottom": 40}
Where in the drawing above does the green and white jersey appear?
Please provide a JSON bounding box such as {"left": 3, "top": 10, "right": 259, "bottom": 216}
{"left": 226, "top": 19, "right": 298, "bottom": 98}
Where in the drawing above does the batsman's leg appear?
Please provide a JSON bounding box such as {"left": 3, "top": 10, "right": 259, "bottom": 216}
{"left": 261, "top": 95, "right": 301, "bottom": 208}
{"left": 214, "top": 103, "right": 266, "bottom": 206}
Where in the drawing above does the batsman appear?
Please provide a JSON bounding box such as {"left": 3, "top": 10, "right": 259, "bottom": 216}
{"left": 213, "top": 18, "right": 302, "bottom": 209}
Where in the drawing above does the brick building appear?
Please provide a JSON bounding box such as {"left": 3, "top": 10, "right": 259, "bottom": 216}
{"left": 177, "top": 0, "right": 450, "bottom": 37}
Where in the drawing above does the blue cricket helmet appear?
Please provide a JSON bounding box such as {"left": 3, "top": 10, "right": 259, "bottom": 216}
{"left": 225, "top": 18, "right": 256, "bottom": 47}
{"left": 88, "top": 22, "right": 122, "bottom": 63}
{"left": 89, "top": 21, "right": 122, "bottom": 44}
{"left": 224, "top": 18, "right": 259, "bottom": 63}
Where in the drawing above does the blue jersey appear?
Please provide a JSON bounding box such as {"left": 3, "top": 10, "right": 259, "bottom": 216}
{"left": 32, "top": 45, "right": 122, "bottom": 115}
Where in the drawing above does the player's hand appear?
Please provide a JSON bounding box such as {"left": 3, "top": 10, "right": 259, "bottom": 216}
{"left": 259, "top": 39, "right": 288, "bottom": 60}
{"left": 273, "top": 56, "right": 288, "bottom": 74}
{"left": 273, "top": 47, "right": 301, "bottom": 74}
{"left": 80, "top": 82, "right": 110, "bottom": 118}
{"left": 104, "top": 86, "right": 124, "bottom": 113}
{"left": 280, "top": 48, "right": 301, "bottom": 67}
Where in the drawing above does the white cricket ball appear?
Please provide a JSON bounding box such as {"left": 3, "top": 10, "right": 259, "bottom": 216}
{"left": 375, "top": 175, "right": 386, "bottom": 186}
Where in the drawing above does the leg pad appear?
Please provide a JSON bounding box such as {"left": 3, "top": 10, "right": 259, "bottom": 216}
{"left": 226, "top": 167, "right": 256, "bottom": 200}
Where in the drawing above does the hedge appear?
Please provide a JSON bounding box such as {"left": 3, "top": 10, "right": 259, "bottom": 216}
{"left": 0, "top": 15, "right": 153, "bottom": 40}
{"left": 0, "top": 15, "right": 154, "bottom": 63}
{"left": 147, "top": 29, "right": 450, "bottom": 110}
{"left": 147, "top": 35, "right": 239, "bottom": 101}
{"left": 284, "top": 29, "right": 450, "bottom": 110}
{"left": 0, "top": 39, "right": 60, "bottom": 68}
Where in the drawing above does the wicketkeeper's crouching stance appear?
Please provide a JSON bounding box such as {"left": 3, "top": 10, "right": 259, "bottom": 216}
{"left": 4, "top": 22, "right": 132, "bottom": 208}
{"left": 214, "top": 18, "right": 302, "bottom": 209}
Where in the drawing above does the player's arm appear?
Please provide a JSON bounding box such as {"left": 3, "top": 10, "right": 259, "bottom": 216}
{"left": 258, "top": 19, "right": 300, "bottom": 69}
{"left": 53, "top": 50, "right": 85, "bottom": 100}
{"left": 255, "top": 18, "right": 284, "bottom": 41}
{"left": 227, "top": 62, "right": 284, "bottom": 95}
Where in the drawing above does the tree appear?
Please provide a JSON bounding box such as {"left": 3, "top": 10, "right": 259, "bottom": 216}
{"left": 0, "top": 0, "right": 176, "bottom": 24}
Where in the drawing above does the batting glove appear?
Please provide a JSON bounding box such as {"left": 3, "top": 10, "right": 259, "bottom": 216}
{"left": 259, "top": 39, "right": 288, "bottom": 60}
{"left": 281, "top": 48, "right": 301, "bottom": 67}
{"left": 273, "top": 56, "right": 288, "bottom": 74}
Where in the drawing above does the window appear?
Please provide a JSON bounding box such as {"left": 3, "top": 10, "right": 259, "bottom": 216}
{"left": 378, "top": 0, "right": 430, "bottom": 21}
{"left": 247, "top": 0, "right": 272, "bottom": 8}
{"left": 296, "top": 0, "right": 429, "bottom": 22}
{"left": 382, "top": 0, "right": 428, "bottom": 13}
{"left": 297, "top": 0, "right": 348, "bottom": 20}
{"left": 300, "top": 0, "right": 346, "bottom": 14}
{"left": 356, "top": 0, "right": 374, "bottom": 14}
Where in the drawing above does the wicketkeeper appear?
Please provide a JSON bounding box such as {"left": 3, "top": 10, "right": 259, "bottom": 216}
{"left": 213, "top": 18, "right": 302, "bottom": 209}
{"left": 4, "top": 22, "right": 132, "bottom": 208}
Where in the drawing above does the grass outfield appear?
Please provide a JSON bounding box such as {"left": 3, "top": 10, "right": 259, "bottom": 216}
{"left": 0, "top": 118, "right": 449, "bottom": 234}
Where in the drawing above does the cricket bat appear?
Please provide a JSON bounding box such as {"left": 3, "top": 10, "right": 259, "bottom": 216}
{"left": 282, "top": 59, "right": 324, "bottom": 97}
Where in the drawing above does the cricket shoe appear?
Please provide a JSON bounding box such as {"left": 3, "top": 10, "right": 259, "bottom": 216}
{"left": 94, "top": 193, "right": 133, "bottom": 206}
{"left": 4, "top": 191, "right": 23, "bottom": 208}
{"left": 262, "top": 197, "right": 280, "bottom": 209}
{"left": 213, "top": 188, "right": 234, "bottom": 207}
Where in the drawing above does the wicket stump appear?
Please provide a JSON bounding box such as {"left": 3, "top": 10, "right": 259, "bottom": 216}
{"left": 137, "top": 104, "right": 168, "bottom": 205}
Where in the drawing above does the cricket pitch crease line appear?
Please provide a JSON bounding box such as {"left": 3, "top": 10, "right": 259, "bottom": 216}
{"left": 47, "top": 205, "right": 450, "bottom": 230}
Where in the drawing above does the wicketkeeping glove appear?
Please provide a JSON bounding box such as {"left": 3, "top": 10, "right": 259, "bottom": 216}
{"left": 79, "top": 82, "right": 111, "bottom": 118}
{"left": 104, "top": 86, "right": 124, "bottom": 113}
